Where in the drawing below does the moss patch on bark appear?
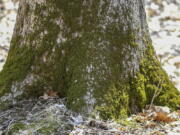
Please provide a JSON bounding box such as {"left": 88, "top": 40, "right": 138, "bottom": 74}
{"left": 0, "top": 43, "right": 35, "bottom": 100}
{"left": 95, "top": 39, "right": 180, "bottom": 120}
{"left": 139, "top": 40, "right": 180, "bottom": 110}
{"left": 96, "top": 82, "right": 129, "bottom": 120}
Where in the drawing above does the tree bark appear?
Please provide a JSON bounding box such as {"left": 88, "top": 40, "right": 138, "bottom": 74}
{"left": 0, "top": 0, "right": 179, "bottom": 119}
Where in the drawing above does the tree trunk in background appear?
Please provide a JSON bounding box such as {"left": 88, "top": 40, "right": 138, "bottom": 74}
{"left": 0, "top": 0, "right": 179, "bottom": 119}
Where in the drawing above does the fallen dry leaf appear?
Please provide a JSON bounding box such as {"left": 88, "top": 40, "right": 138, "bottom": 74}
{"left": 154, "top": 112, "right": 175, "bottom": 123}
{"left": 39, "top": 90, "right": 58, "bottom": 99}
{"left": 47, "top": 90, "right": 58, "bottom": 97}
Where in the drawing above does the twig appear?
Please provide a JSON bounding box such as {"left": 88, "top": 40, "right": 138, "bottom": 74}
{"left": 5, "top": 119, "right": 14, "bottom": 135}
{"left": 149, "top": 79, "right": 164, "bottom": 110}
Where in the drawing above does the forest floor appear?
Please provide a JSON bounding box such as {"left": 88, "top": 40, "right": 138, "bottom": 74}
{"left": 0, "top": 98, "right": 180, "bottom": 135}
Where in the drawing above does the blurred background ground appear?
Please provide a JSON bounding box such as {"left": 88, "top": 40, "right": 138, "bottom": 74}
{"left": 0, "top": 0, "right": 18, "bottom": 71}
{"left": 0, "top": 0, "right": 180, "bottom": 90}
{"left": 146, "top": 0, "right": 180, "bottom": 90}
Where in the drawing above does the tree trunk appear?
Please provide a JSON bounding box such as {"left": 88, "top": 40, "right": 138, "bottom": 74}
{"left": 0, "top": 0, "right": 179, "bottom": 119}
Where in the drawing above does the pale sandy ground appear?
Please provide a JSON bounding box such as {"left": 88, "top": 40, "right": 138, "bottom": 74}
{"left": 145, "top": 0, "right": 180, "bottom": 90}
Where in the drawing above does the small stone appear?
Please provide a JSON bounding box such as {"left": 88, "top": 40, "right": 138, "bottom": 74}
{"left": 88, "top": 120, "right": 96, "bottom": 127}
{"left": 0, "top": 59, "right": 4, "bottom": 62}
{"left": 149, "top": 106, "right": 171, "bottom": 114}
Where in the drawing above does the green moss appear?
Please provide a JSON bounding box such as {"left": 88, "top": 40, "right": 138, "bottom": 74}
{"left": 0, "top": 44, "right": 35, "bottom": 97}
{"left": 0, "top": 1, "right": 37, "bottom": 99}
{"left": 139, "top": 39, "right": 180, "bottom": 110}
{"left": 0, "top": 2, "right": 66, "bottom": 101}
{"left": 98, "top": 36, "right": 180, "bottom": 117}
{"left": 0, "top": 100, "right": 13, "bottom": 110}
{"left": 96, "top": 82, "right": 129, "bottom": 120}
{"left": 130, "top": 41, "right": 139, "bottom": 47}
{"left": 130, "top": 73, "right": 147, "bottom": 109}
{"left": 24, "top": 79, "right": 47, "bottom": 98}
{"left": 37, "top": 123, "right": 58, "bottom": 135}
{"left": 0, "top": 102, "right": 7, "bottom": 110}
{"left": 5, "top": 120, "right": 72, "bottom": 135}
{"left": 8, "top": 122, "right": 26, "bottom": 135}
{"left": 128, "top": 38, "right": 180, "bottom": 112}
{"left": 118, "top": 119, "right": 139, "bottom": 129}
{"left": 28, "top": 116, "right": 73, "bottom": 134}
